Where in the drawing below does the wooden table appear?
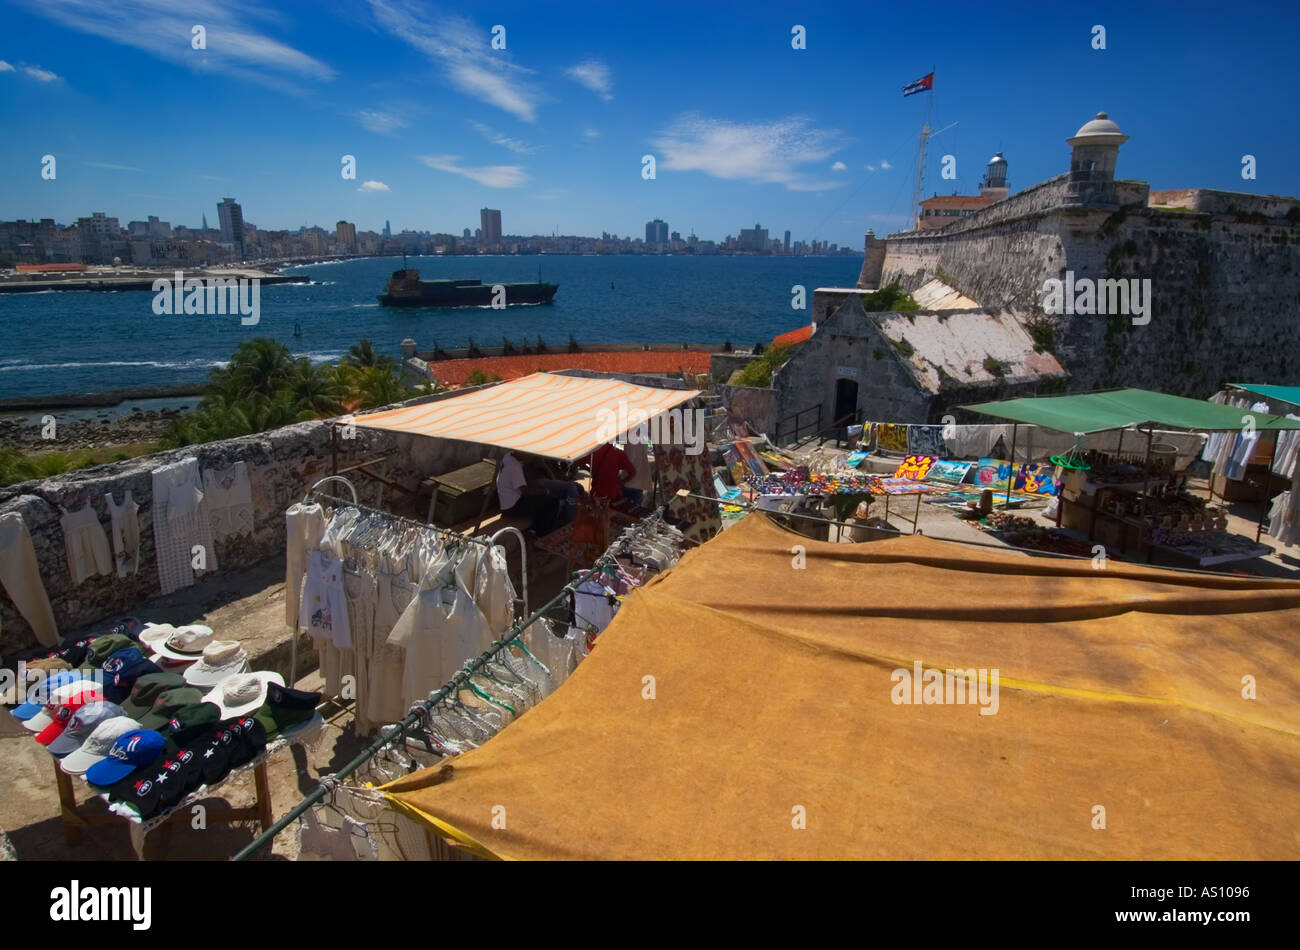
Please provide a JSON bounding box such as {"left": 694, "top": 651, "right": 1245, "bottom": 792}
{"left": 53, "top": 757, "right": 275, "bottom": 860}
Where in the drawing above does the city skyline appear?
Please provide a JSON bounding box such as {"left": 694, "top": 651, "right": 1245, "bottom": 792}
{"left": 1, "top": 1, "right": 1297, "bottom": 250}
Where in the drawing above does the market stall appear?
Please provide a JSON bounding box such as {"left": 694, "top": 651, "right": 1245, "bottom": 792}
{"left": 964, "top": 388, "right": 1300, "bottom": 567}
{"left": 378, "top": 513, "right": 1300, "bottom": 859}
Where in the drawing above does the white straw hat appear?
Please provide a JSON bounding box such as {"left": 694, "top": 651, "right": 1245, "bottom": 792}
{"left": 183, "top": 641, "right": 249, "bottom": 688}
{"left": 212, "top": 671, "right": 284, "bottom": 719}
{"left": 150, "top": 625, "right": 216, "bottom": 661}
{"left": 138, "top": 624, "right": 177, "bottom": 651}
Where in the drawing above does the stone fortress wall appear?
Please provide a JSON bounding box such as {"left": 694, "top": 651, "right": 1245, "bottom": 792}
{"left": 870, "top": 115, "right": 1300, "bottom": 394}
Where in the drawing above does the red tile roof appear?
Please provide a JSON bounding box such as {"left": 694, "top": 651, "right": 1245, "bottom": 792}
{"left": 772, "top": 325, "right": 813, "bottom": 346}
{"left": 430, "top": 350, "right": 713, "bottom": 387}
{"left": 920, "top": 195, "right": 996, "bottom": 210}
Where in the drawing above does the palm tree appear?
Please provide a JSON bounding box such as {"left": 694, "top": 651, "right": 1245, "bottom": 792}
{"left": 353, "top": 365, "right": 406, "bottom": 409}
{"left": 228, "top": 338, "right": 294, "bottom": 398}
{"left": 286, "top": 358, "right": 347, "bottom": 417}
{"left": 344, "top": 339, "right": 395, "bottom": 371}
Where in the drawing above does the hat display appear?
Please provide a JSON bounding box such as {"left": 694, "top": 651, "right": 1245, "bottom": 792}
{"left": 85, "top": 729, "right": 175, "bottom": 788}
{"left": 149, "top": 625, "right": 215, "bottom": 661}
{"left": 45, "top": 701, "right": 126, "bottom": 756}
{"left": 151, "top": 745, "right": 204, "bottom": 812}
{"left": 99, "top": 649, "right": 164, "bottom": 704}
{"left": 59, "top": 716, "right": 143, "bottom": 775}
{"left": 27, "top": 657, "right": 72, "bottom": 674}
{"left": 138, "top": 624, "right": 177, "bottom": 652}
{"left": 120, "top": 673, "right": 188, "bottom": 719}
{"left": 225, "top": 715, "right": 269, "bottom": 769}
{"left": 136, "top": 686, "right": 206, "bottom": 731}
{"left": 182, "top": 640, "right": 248, "bottom": 688}
{"left": 35, "top": 692, "right": 115, "bottom": 746}
{"left": 254, "top": 684, "right": 321, "bottom": 737}
{"left": 211, "top": 671, "right": 284, "bottom": 719}
{"left": 23, "top": 681, "right": 103, "bottom": 733}
{"left": 157, "top": 702, "right": 223, "bottom": 745}
{"left": 78, "top": 634, "right": 136, "bottom": 671}
{"left": 107, "top": 766, "right": 165, "bottom": 820}
{"left": 11, "top": 670, "right": 83, "bottom": 720}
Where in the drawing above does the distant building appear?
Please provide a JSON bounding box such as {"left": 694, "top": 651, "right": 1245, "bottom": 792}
{"left": 738, "top": 223, "right": 769, "bottom": 252}
{"left": 784, "top": 230, "right": 791, "bottom": 253}
{"left": 383, "top": 220, "right": 392, "bottom": 238}
{"left": 916, "top": 195, "right": 995, "bottom": 231}
{"left": 480, "top": 208, "right": 502, "bottom": 249}
{"left": 336, "top": 220, "right": 357, "bottom": 252}
{"left": 979, "top": 152, "right": 1009, "bottom": 201}
{"left": 217, "top": 198, "right": 245, "bottom": 254}
{"left": 645, "top": 219, "right": 668, "bottom": 245}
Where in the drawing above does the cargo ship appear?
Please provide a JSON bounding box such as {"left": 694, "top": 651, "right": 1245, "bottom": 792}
{"left": 377, "top": 268, "right": 558, "bottom": 308}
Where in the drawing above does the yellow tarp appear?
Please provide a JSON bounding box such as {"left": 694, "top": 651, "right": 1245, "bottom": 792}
{"left": 381, "top": 514, "right": 1300, "bottom": 859}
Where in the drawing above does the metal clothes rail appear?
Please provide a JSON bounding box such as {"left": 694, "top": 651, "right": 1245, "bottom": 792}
{"left": 233, "top": 507, "right": 674, "bottom": 861}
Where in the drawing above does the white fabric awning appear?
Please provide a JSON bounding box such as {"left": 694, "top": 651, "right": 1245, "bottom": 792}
{"left": 349, "top": 372, "right": 700, "bottom": 461}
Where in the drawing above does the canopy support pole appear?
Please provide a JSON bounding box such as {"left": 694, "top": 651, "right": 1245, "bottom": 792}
{"left": 1005, "top": 423, "right": 1018, "bottom": 507}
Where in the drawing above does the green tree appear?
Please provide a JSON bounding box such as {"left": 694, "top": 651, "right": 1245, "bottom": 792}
{"left": 344, "top": 339, "right": 396, "bottom": 371}
{"left": 286, "top": 357, "right": 347, "bottom": 416}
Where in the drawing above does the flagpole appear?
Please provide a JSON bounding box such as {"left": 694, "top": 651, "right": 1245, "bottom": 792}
{"left": 910, "top": 72, "right": 933, "bottom": 231}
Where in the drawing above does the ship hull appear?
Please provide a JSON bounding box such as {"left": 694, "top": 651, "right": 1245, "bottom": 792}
{"left": 378, "top": 281, "right": 558, "bottom": 308}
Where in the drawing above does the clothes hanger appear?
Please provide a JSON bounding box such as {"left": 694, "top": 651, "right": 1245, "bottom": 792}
{"left": 459, "top": 666, "right": 517, "bottom": 717}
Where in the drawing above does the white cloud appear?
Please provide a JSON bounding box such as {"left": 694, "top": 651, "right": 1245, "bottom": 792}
{"left": 15, "top": 0, "right": 334, "bottom": 90}
{"left": 469, "top": 120, "right": 539, "bottom": 154}
{"left": 358, "top": 180, "right": 391, "bottom": 192}
{"left": 0, "top": 61, "right": 15, "bottom": 72}
{"left": 651, "top": 114, "right": 846, "bottom": 192}
{"left": 564, "top": 60, "right": 612, "bottom": 100}
{"left": 880, "top": 159, "right": 892, "bottom": 170}
{"left": 865, "top": 164, "right": 876, "bottom": 172}
{"left": 417, "top": 154, "right": 527, "bottom": 188}
{"left": 23, "top": 65, "right": 60, "bottom": 81}
{"left": 84, "top": 161, "right": 142, "bottom": 171}
{"left": 357, "top": 110, "right": 409, "bottom": 134}
{"left": 368, "top": 1, "right": 542, "bottom": 122}
{"left": 582, "top": 127, "right": 600, "bottom": 139}
{"left": 831, "top": 161, "right": 846, "bottom": 171}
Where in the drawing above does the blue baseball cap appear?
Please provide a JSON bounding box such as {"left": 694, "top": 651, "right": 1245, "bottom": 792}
{"left": 10, "top": 670, "right": 84, "bottom": 720}
{"left": 99, "top": 649, "right": 162, "bottom": 704}
{"left": 85, "top": 729, "right": 171, "bottom": 788}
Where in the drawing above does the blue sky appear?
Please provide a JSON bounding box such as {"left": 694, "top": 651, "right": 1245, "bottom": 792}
{"left": 0, "top": 0, "right": 1296, "bottom": 248}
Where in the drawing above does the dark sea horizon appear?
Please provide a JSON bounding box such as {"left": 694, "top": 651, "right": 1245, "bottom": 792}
{"left": 0, "top": 254, "right": 861, "bottom": 401}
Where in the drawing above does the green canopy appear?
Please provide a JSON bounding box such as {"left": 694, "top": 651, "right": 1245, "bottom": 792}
{"left": 962, "top": 388, "right": 1300, "bottom": 435}
{"left": 1231, "top": 383, "right": 1300, "bottom": 408}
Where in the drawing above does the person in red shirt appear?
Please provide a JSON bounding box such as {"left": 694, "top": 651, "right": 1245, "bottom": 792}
{"left": 582, "top": 443, "right": 637, "bottom": 502}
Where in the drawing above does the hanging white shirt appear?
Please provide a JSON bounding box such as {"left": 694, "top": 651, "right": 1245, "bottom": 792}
{"left": 496, "top": 453, "right": 527, "bottom": 510}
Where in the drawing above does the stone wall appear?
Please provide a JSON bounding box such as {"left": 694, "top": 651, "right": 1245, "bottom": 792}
{"left": 0, "top": 389, "right": 500, "bottom": 654}
{"left": 773, "top": 308, "right": 930, "bottom": 434}
{"left": 709, "top": 352, "right": 761, "bottom": 384}
{"left": 715, "top": 384, "right": 778, "bottom": 437}
{"left": 882, "top": 196, "right": 1300, "bottom": 393}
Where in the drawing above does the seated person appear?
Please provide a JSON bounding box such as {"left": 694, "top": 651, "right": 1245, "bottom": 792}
{"left": 497, "top": 451, "right": 581, "bottom": 535}
{"left": 580, "top": 442, "right": 639, "bottom": 505}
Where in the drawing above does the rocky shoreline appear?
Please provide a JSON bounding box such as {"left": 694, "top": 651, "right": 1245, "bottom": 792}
{"left": 0, "top": 406, "right": 190, "bottom": 451}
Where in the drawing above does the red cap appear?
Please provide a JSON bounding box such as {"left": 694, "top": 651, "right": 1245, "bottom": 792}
{"left": 35, "top": 689, "right": 105, "bottom": 745}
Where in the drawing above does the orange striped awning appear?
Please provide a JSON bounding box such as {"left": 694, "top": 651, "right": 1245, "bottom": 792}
{"left": 349, "top": 372, "right": 701, "bottom": 461}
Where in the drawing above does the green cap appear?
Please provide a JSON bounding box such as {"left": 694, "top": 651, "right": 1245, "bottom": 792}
{"left": 157, "top": 702, "right": 223, "bottom": 745}
{"left": 136, "top": 686, "right": 206, "bottom": 730}
{"left": 120, "top": 672, "right": 188, "bottom": 719}
{"left": 78, "top": 634, "right": 136, "bottom": 671}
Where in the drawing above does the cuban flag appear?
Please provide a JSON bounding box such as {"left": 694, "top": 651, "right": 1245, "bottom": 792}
{"left": 902, "top": 72, "right": 934, "bottom": 97}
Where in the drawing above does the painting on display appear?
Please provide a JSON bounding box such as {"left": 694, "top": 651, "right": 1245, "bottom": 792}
{"left": 894, "top": 455, "right": 936, "bottom": 480}
{"left": 1013, "top": 462, "right": 1060, "bottom": 495}
{"left": 976, "top": 458, "right": 1013, "bottom": 491}
{"left": 907, "top": 425, "right": 948, "bottom": 458}
{"left": 876, "top": 423, "right": 909, "bottom": 453}
{"left": 926, "top": 460, "right": 975, "bottom": 485}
